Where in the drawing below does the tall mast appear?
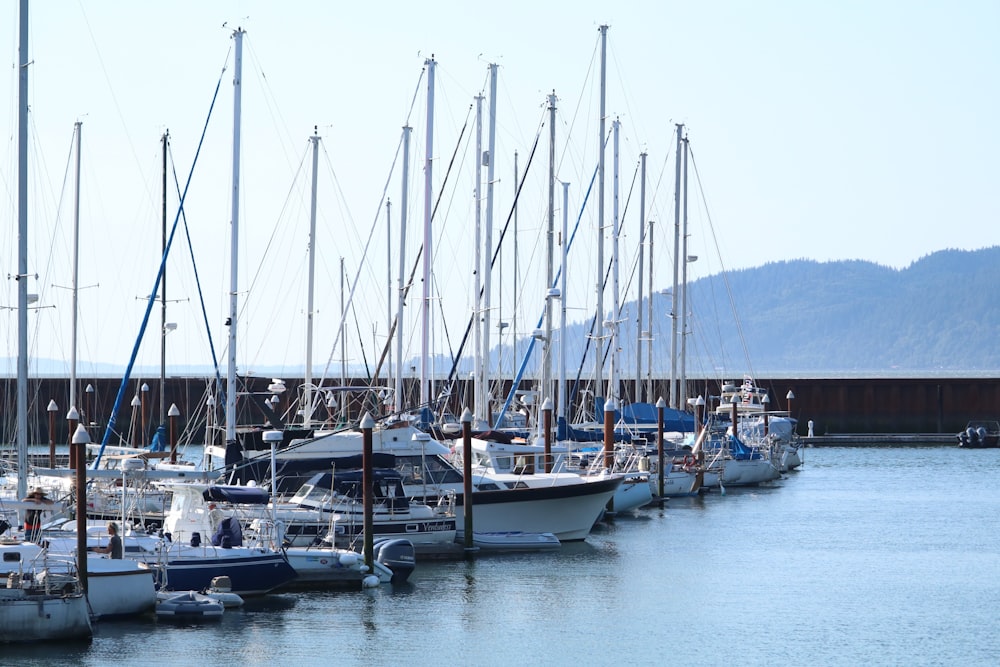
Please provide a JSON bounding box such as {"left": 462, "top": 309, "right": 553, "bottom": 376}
{"left": 304, "top": 130, "right": 320, "bottom": 427}
{"left": 395, "top": 126, "right": 411, "bottom": 413}
{"left": 609, "top": 117, "right": 620, "bottom": 404}
{"left": 541, "top": 91, "right": 556, "bottom": 434}
{"left": 340, "top": 257, "right": 346, "bottom": 422}
{"left": 646, "top": 215, "right": 655, "bottom": 403}
{"left": 482, "top": 63, "right": 498, "bottom": 426}
{"left": 70, "top": 122, "right": 82, "bottom": 416}
{"left": 559, "top": 180, "right": 569, "bottom": 426}
{"left": 512, "top": 150, "right": 519, "bottom": 379}
{"left": 473, "top": 93, "right": 484, "bottom": 423}
{"left": 385, "top": 198, "right": 392, "bottom": 384}
{"left": 159, "top": 130, "right": 168, "bottom": 425}
{"left": 636, "top": 151, "right": 647, "bottom": 402}
{"left": 15, "top": 0, "right": 29, "bottom": 500}
{"left": 225, "top": 28, "right": 245, "bottom": 455}
{"left": 679, "top": 134, "right": 690, "bottom": 408}
{"left": 420, "top": 57, "right": 436, "bottom": 408}
{"left": 669, "top": 123, "right": 683, "bottom": 410}
{"left": 594, "top": 24, "right": 608, "bottom": 418}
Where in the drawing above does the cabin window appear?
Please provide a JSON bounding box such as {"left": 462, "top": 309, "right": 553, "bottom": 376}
{"left": 494, "top": 455, "right": 514, "bottom": 472}
{"left": 513, "top": 455, "right": 534, "bottom": 475}
{"left": 3, "top": 552, "right": 22, "bottom": 562}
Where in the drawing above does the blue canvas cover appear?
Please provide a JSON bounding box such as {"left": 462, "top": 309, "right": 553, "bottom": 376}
{"left": 211, "top": 516, "right": 244, "bottom": 548}
{"left": 202, "top": 486, "right": 271, "bottom": 505}
{"left": 619, "top": 402, "right": 695, "bottom": 432}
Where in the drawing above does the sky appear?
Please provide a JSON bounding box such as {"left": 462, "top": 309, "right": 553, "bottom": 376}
{"left": 1, "top": 0, "right": 998, "bottom": 385}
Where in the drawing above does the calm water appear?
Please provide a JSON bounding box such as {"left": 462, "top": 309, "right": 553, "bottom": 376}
{"left": 6, "top": 446, "right": 1000, "bottom": 666}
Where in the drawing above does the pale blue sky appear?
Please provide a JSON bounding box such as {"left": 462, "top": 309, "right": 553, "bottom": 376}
{"left": 2, "top": 1, "right": 997, "bottom": 379}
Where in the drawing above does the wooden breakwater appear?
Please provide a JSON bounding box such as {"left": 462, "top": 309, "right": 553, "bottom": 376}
{"left": 0, "top": 374, "right": 997, "bottom": 445}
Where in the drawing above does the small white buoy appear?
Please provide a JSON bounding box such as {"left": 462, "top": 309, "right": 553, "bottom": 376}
{"left": 338, "top": 552, "right": 359, "bottom": 567}
{"left": 361, "top": 574, "right": 380, "bottom": 589}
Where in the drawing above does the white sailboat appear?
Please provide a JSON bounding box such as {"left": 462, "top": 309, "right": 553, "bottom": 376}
{"left": 2, "top": 0, "right": 91, "bottom": 642}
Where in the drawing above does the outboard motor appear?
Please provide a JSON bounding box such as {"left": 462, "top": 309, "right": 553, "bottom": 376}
{"left": 372, "top": 538, "right": 416, "bottom": 584}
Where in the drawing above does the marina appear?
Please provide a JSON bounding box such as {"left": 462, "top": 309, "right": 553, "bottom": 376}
{"left": 3, "top": 444, "right": 999, "bottom": 665}
{"left": 1, "top": 3, "right": 997, "bottom": 662}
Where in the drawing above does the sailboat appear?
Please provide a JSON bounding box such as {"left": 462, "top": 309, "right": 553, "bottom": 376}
{"left": 1, "top": 0, "right": 92, "bottom": 642}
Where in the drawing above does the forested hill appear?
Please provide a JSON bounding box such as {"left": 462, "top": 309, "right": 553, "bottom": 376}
{"left": 654, "top": 246, "right": 1000, "bottom": 374}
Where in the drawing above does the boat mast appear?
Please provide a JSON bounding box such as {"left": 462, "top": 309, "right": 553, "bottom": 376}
{"left": 160, "top": 129, "right": 169, "bottom": 426}
{"left": 473, "top": 92, "right": 484, "bottom": 424}
{"left": 70, "top": 122, "right": 82, "bottom": 418}
{"left": 420, "top": 56, "right": 436, "bottom": 409}
{"left": 340, "top": 257, "right": 346, "bottom": 422}
{"left": 16, "top": 0, "right": 28, "bottom": 499}
{"left": 559, "top": 180, "right": 569, "bottom": 427}
{"left": 225, "top": 28, "right": 245, "bottom": 461}
{"left": 646, "top": 215, "right": 654, "bottom": 402}
{"left": 541, "top": 90, "right": 556, "bottom": 436}
{"left": 679, "top": 134, "right": 690, "bottom": 408}
{"left": 512, "top": 150, "right": 519, "bottom": 381}
{"left": 594, "top": 24, "right": 608, "bottom": 419}
{"left": 395, "top": 126, "right": 411, "bottom": 413}
{"left": 385, "top": 198, "right": 392, "bottom": 386}
{"left": 636, "top": 151, "right": 646, "bottom": 403}
{"left": 482, "top": 63, "right": 498, "bottom": 427}
{"left": 304, "top": 130, "right": 320, "bottom": 427}
{"left": 669, "top": 123, "right": 683, "bottom": 410}
{"left": 609, "top": 117, "right": 620, "bottom": 405}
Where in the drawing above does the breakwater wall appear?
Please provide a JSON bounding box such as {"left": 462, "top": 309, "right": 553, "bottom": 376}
{"left": 1, "top": 375, "right": 997, "bottom": 444}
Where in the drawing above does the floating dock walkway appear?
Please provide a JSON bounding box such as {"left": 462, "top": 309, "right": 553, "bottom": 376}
{"left": 801, "top": 434, "right": 955, "bottom": 447}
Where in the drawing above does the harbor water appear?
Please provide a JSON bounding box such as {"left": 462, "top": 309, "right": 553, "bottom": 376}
{"left": 6, "top": 445, "right": 1000, "bottom": 666}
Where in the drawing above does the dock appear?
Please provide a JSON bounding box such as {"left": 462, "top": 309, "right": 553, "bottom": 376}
{"left": 801, "top": 434, "right": 955, "bottom": 447}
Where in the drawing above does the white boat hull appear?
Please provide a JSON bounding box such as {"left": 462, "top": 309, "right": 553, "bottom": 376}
{"left": 450, "top": 477, "right": 620, "bottom": 541}
{"left": 713, "top": 458, "right": 780, "bottom": 487}
{"left": 608, "top": 474, "right": 653, "bottom": 513}
{"left": 85, "top": 557, "right": 157, "bottom": 618}
{"left": 0, "top": 589, "right": 92, "bottom": 643}
{"left": 649, "top": 469, "right": 701, "bottom": 497}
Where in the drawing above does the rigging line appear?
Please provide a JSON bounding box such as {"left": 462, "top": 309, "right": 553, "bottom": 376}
{"left": 341, "top": 98, "right": 474, "bottom": 390}
{"left": 168, "top": 141, "right": 225, "bottom": 400}
{"left": 37, "top": 126, "right": 76, "bottom": 326}
{"left": 607, "top": 40, "right": 645, "bottom": 157}
{"left": 75, "top": 2, "right": 231, "bottom": 211}
{"left": 558, "top": 31, "right": 600, "bottom": 174}
{"left": 316, "top": 122, "right": 410, "bottom": 385}
{"left": 429, "top": 101, "right": 476, "bottom": 352}
{"left": 616, "top": 158, "right": 642, "bottom": 312}
{"left": 243, "top": 37, "right": 301, "bottom": 175}
{"left": 649, "top": 137, "right": 675, "bottom": 226}
{"left": 367, "top": 104, "right": 474, "bottom": 386}
{"left": 236, "top": 143, "right": 310, "bottom": 367}
{"left": 441, "top": 110, "right": 546, "bottom": 389}
{"left": 494, "top": 131, "right": 608, "bottom": 428}
{"left": 569, "top": 233, "right": 617, "bottom": 413}
{"left": 615, "top": 155, "right": 640, "bottom": 306}
{"left": 94, "top": 62, "right": 226, "bottom": 468}
{"left": 688, "top": 144, "right": 755, "bottom": 378}
{"left": 24, "top": 113, "right": 62, "bottom": 312}
{"left": 350, "top": 283, "right": 373, "bottom": 383}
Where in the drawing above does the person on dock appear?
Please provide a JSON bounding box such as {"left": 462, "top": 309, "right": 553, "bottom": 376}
{"left": 21, "top": 486, "right": 53, "bottom": 542}
{"left": 89, "top": 521, "right": 123, "bottom": 559}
